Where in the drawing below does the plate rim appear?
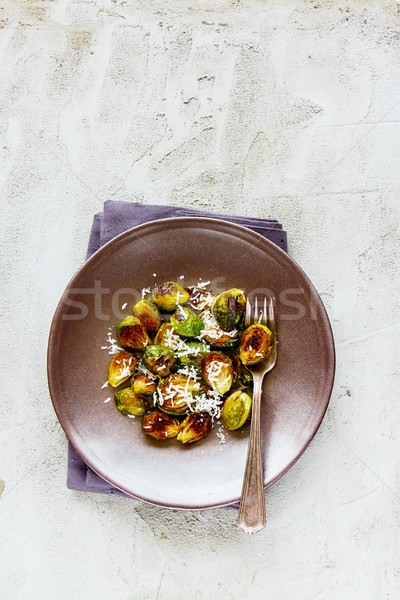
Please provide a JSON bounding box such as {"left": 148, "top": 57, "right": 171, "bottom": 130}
{"left": 47, "top": 216, "right": 336, "bottom": 509}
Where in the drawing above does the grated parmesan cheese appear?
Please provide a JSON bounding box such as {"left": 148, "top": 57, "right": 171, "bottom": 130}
{"left": 194, "top": 389, "right": 224, "bottom": 419}
{"left": 102, "top": 331, "right": 123, "bottom": 355}
{"left": 197, "top": 280, "right": 211, "bottom": 289}
{"left": 216, "top": 426, "right": 226, "bottom": 444}
{"left": 141, "top": 286, "right": 151, "bottom": 298}
{"left": 164, "top": 328, "right": 181, "bottom": 350}
{"left": 176, "top": 364, "right": 201, "bottom": 381}
{"left": 154, "top": 388, "right": 164, "bottom": 406}
{"left": 114, "top": 357, "right": 134, "bottom": 382}
{"left": 198, "top": 311, "right": 238, "bottom": 342}
{"left": 176, "top": 304, "right": 187, "bottom": 318}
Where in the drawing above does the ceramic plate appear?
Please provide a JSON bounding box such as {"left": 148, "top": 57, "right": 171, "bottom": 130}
{"left": 47, "top": 217, "right": 335, "bottom": 509}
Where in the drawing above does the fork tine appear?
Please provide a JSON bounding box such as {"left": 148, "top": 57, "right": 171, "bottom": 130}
{"left": 268, "top": 298, "right": 276, "bottom": 336}
{"left": 260, "top": 297, "right": 268, "bottom": 326}
{"left": 254, "top": 296, "right": 258, "bottom": 324}
{"left": 244, "top": 298, "right": 252, "bottom": 328}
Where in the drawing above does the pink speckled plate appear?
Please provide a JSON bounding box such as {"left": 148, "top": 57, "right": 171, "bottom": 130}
{"left": 48, "top": 218, "right": 335, "bottom": 509}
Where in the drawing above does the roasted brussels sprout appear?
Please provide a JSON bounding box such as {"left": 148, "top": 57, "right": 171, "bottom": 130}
{"left": 157, "top": 374, "right": 199, "bottom": 415}
{"left": 198, "top": 310, "right": 240, "bottom": 348}
{"left": 192, "top": 385, "right": 224, "bottom": 418}
{"left": 176, "top": 340, "right": 210, "bottom": 369}
{"left": 142, "top": 410, "right": 181, "bottom": 440}
{"left": 115, "top": 387, "right": 148, "bottom": 416}
{"left": 151, "top": 281, "right": 189, "bottom": 311}
{"left": 108, "top": 351, "right": 137, "bottom": 387}
{"left": 224, "top": 351, "right": 241, "bottom": 388}
{"left": 201, "top": 351, "right": 233, "bottom": 395}
{"left": 133, "top": 299, "right": 161, "bottom": 332}
{"left": 170, "top": 306, "right": 203, "bottom": 338}
{"left": 143, "top": 344, "right": 177, "bottom": 377}
{"left": 177, "top": 412, "right": 212, "bottom": 445}
{"left": 185, "top": 287, "right": 214, "bottom": 313}
{"left": 238, "top": 324, "right": 273, "bottom": 366}
{"left": 220, "top": 390, "right": 252, "bottom": 430}
{"left": 154, "top": 322, "right": 180, "bottom": 349}
{"left": 211, "top": 288, "right": 246, "bottom": 332}
{"left": 117, "top": 316, "right": 151, "bottom": 350}
{"left": 131, "top": 373, "right": 157, "bottom": 397}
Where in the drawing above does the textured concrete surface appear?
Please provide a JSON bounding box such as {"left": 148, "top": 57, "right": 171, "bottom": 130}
{"left": 1, "top": 0, "right": 400, "bottom": 598}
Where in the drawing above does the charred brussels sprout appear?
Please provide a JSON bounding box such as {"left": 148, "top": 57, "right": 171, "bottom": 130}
{"left": 211, "top": 288, "right": 246, "bottom": 332}
{"left": 132, "top": 299, "right": 161, "bottom": 332}
{"left": 170, "top": 306, "right": 203, "bottom": 338}
{"left": 142, "top": 410, "right": 181, "bottom": 440}
{"left": 158, "top": 374, "right": 199, "bottom": 415}
{"left": 201, "top": 351, "right": 233, "bottom": 395}
{"left": 238, "top": 324, "right": 273, "bottom": 366}
{"left": 108, "top": 351, "right": 137, "bottom": 387}
{"left": 198, "top": 311, "right": 240, "bottom": 348}
{"left": 143, "top": 344, "right": 176, "bottom": 377}
{"left": 185, "top": 287, "right": 214, "bottom": 313}
{"left": 151, "top": 281, "right": 189, "bottom": 311}
{"left": 115, "top": 387, "right": 148, "bottom": 416}
{"left": 131, "top": 373, "right": 157, "bottom": 397}
{"left": 154, "top": 322, "right": 180, "bottom": 349}
{"left": 177, "top": 412, "right": 212, "bottom": 445}
{"left": 220, "top": 390, "right": 252, "bottom": 430}
{"left": 117, "top": 316, "right": 151, "bottom": 350}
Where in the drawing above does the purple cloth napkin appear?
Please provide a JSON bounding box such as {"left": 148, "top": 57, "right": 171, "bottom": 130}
{"left": 67, "top": 201, "right": 288, "bottom": 503}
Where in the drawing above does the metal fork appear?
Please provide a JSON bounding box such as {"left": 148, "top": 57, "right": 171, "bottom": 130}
{"left": 237, "top": 297, "right": 277, "bottom": 534}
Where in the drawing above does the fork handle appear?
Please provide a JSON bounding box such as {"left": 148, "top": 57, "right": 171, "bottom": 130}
{"left": 237, "top": 375, "right": 266, "bottom": 534}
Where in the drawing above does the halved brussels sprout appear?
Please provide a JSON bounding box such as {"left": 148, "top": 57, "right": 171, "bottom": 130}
{"left": 185, "top": 287, "right": 215, "bottom": 313}
{"left": 115, "top": 387, "right": 148, "bottom": 416}
{"left": 142, "top": 410, "right": 181, "bottom": 440}
{"left": 131, "top": 373, "right": 157, "bottom": 397}
{"left": 176, "top": 341, "right": 210, "bottom": 369}
{"left": 211, "top": 288, "right": 246, "bottom": 332}
{"left": 151, "top": 281, "right": 189, "bottom": 311}
{"left": 198, "top": 310, "right": 240, "bottom": 348}
{"left": 143, "top": 344, "right": 176, "bottom": 377}
{"left": 192, "top": 386, "right": 224, "bottom": 418}
{"left": 201, "top": 351, "right": 233, "bottom": 395}
{"left": 225, "top": 351, "right": 241, "bottom": 388}
{"left": 117, "top": 316, "right": 151, "bottom": 350}
{"left": 238, "top": 324, "right": 273, "bottom": 366}
{"left": 176, "top": 341, "right": 210, "bottom": 381}
{"left": 157, "top": 374, "right": 199, "bottom": 415}
{"left": 132, "top": 299, "right": 161, "bottom": 332}
{"left": 108, "top": 351, "right": 137, "bottom": 387}
{"left": 177, "top": 412, "right": 212, "bottom": 445}
{"left": 220, "top": 390, "right": 252, "bottom": 430}
{"left": 154, "top": 322, "right": 181, "bottom": 349}
{"left": 170, "top": 306, "right": 203, "bottom": 338}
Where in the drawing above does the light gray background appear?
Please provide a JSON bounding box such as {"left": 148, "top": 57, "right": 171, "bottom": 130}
{"left": 1, "top": 0, "right": 399, "bottom": 598}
